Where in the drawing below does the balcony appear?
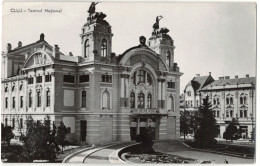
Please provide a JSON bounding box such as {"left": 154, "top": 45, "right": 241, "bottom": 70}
{"left": 130, "top": 108, "right": 160, "bottom": 115}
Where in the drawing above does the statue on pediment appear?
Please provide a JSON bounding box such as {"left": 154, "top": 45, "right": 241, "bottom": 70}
{"left": 88, "top": 2, "right": 99, "bottom": 15}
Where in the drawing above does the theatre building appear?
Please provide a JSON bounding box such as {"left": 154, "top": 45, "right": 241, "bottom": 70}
{"left": 1, "top": 5, "right": 182, "bottom": 145}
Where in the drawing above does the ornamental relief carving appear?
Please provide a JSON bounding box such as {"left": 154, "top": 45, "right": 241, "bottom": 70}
{"left": 129, "top": 82, "right": 153, "bottom": 95}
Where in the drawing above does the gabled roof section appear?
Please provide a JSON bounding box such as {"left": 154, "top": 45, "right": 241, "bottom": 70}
{"left": 201, "top": 77, "right": 256, "bottom": 90}
{"left": 185, "top": 75, "right": 215, "bottom": 92}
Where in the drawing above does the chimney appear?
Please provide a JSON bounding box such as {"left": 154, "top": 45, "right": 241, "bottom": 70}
{"left": 7, "top": 43, "right": 12, "bottom": 52}
{"left": 209, "top": 72, "right": 211, "bottom": 76}
{"left": 40, "top": 33, "right": 45, "bottom": 41}
{"left": 69, "top": 52, "right": 73, "bottom": 56}
{"left": 246, "top": 74, "right": 249, "bottom": 78}
{"left": 18, "top": 41, "right": 22, "bottom": 47}
{"left": 196, "top": 74, "right": 200, "bottom": 77}
{"left": 235, "top": 75, "right": 238, "bottom": 79}
{"left": 219, "top": 77, "right": 224, "bottom": 80}
{"left": 225, "top": 76, "right": 230, "bottom": 79}
{"left": 54, "top": 45, "right": 60, "bottom": 60}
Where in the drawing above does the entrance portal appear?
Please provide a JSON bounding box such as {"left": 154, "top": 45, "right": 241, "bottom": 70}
{"left": 130, "top": 117, "right": 157, "bottom": 140}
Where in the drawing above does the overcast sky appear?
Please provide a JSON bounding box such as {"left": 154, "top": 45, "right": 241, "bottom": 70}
{"left": 2, "top": 2, "right": 256, "bottom": 92}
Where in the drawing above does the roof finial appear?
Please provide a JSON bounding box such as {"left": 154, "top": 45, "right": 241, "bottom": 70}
{"left": 40, "top": 33, "right": 45, "bottom": 41}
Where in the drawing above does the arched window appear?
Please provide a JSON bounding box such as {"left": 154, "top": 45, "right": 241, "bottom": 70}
{"left": 226, "top": 98, "right": 229, "bottom": 105}
{"left": 240, "top": 97, "right": 243, "bottom": 104}
{"left": 244, "top": 96, "right": 247, "bottom": 104}
{"left": 167, "top": 96, "right": 174, "bottom": 111}
{"left": 147, "top": 93, "right": 152, "bottom": 109}
{"left": 230, "top": 97, "right": 233, "bottom": 105}
{"left": 19, "top": 84, "right": 23, "bottom": 91}
{"left": 5, "top": 87, "right": 8, "bottom": 92}
{"left": 46, "top": 90, "right": 50, "bottom": 107}
{"left": 37, "top": 91, "right": 41, "bottom": 107}
{"left": 82, "top": 90, "right": 86, "bottom": 107}
{"left": 101, "top": 38, "right": 107, "bottom": 57}
{"left": 84, "top": 39, "right": 90, "bottom": 58}
{"left": 138, "top": 93, "right": 145, "bottom": 108}
{"left": 102, "top": 91, "right": 110, "bottom": 109}
{"left": 29, "top": 92, "right": 32, "bottom": 107}
{"left": 166, "top": 51, "right": 171, "bottom": 66}
{"left": 130, "top": 92, "right": 135, "bottom": 108}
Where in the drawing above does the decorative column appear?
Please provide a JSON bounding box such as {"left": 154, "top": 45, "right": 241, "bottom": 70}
{"left": 161, "top": 79, "right": 166, "bottom": 109}
{"left": 120, "top": 75, "right": 125, "bottom": 107}
{"left": 33, "top": 72, "right": 36, "bottom": 112}
{"left": 51, "top": 72, "right": 55, "bottom": 113}
{"left": 42, "top": 70, "right": 45, "bottom": 112}
{"left": 158, "top": 79, "right": 161, "bottom": 108}
{"left": 24, "top": 76, "right": 28, "bottom": 112}
{"left": 125, "top": 75, "right": 130, "bottom": 107}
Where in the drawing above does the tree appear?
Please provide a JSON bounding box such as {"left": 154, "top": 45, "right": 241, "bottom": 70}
{"left": 21, "top": 120, "right": 56, "bottom": 162}
{"left": 223, "top": 118, "right": 239, "bottom": 141}
{"left": 194, "top": 96, "right": 218, "bottom": 147}
{"left": 180, "top": 111, "right": 189, "bottom": 140}
{"left": 55, "top": 121, "right": 68, "bottom": 153}
{"left": 1, "top": 123, "right": 14, "bottom": 146}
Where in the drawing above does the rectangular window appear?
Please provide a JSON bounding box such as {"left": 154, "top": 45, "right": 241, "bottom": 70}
{"left": 12, "top": 118, "right": 15, "bottom": 127}
{"left": 217, "top": 111, "right": 220, "bottom": 117}
{"left": 244, "top": 110, "right": 247, "bottom": 118}
{"left": 79, "top": 75, "right": 89, "bottom": 83}
{"left": 167, "top": 82, "right": 175, "bottom": 89}
{"left": 80, "top": 120, "right": 87, "bottom": 141}
{"left": 240, "top": 110, "right": 243, "bottom": 118}
{"left": 20, "top": 96, "right": 23, "bottom": 108}
{"left": 67, "top": 127, "right": 71, "bottom": 133}
{"left": 5, "top": 97, "right": 8, "bottom": 109}
{"left": 63, "top": 75, "right": 75, "bottom": 83}
{"left": 13, "top": 97, "right": 15, "bottom": 108}
{"left": 45, "top": 75, "right": 52, "bottom": 82}
{"left": 101, "top": 74, "right": 112, "bottom": 83}
{"left": 28, "top": 78, "right": 34, "bottom": 84}
{"left": 36, "top": 76, "right": 42, "bottom": 83}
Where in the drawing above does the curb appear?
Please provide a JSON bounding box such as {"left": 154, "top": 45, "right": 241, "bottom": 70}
{"left": 62, "top": 146, "right": 93, "bottom": 163}
{"left": 109, "top": 142, "right": 140, "bottom": 163}
{"left": 179, "top": 141, "right": 254, "bottom": 159}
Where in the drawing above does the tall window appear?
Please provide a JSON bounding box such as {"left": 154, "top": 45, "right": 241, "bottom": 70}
{"left": 138, "top": 70, "right": 145, "bottom": 84}
{"left": 84, "top": 39, "right": 90, "bottom": 58}
{"left": 138, "top": 93, "right": 145, "bottom": 108}
{"left": 12, "top": 86, "right": 15, "bottom": 92}
{"left": 46, "top": 90, "right": 50, "bottom": 107}
{"left": 102, "top": 91, "right": 110, "bottom": 109}
{"left": 5, "top": 87, "right": 8, "bottom": 92}
{"left": 130, "top": 92, "right": 135, "bottom": 108}
{"left": 37, "top": 91, "right": 41, "bottom": 107}
{"left": 19, "top": 84, "right": 23, "bottom": 91}
{"left": 45, "top": 75, "right": 52, "bottom": 82}
{"left": 29, "top": 92, "right": 32, "bottom": 107}
{"left": 147, "top": 93, "right": 152, "bottom": 109}
{"left": 5, "top": 97, "right": 8, "bottom": 109}
{"left": 20, "top": 96, "right": 23, "bottom": 108}
{"left": 12, "top": 97, "right": 15, "bottom": 108}
{"left": 167, "top": 96, "right": 174, "bottom": 111}
{"left": 226, "top": 98, "right": 229, "bottom": 105}
{"left": 101, "top": 38, "right": 107, "bottom": 57}
{"left": 20, "top": 118, "right": 23, "bottom": 128}
{"left": 5, "top": 118, "right": 8, "bottom": 127}
{"left": 230, "top": 97, "right": 233, "bottom": 105}
{"left": 147, "top": 73, "right": 152, "bottom": 86}
{"left": 166, "top": 51, "right": 171, "bottom": 66}
{"left": 82, "top": 90, "right": 86, "bottom": 107}
{"left": 132, "top": 72, "right": 136, "bottom": 85}
{"left": 12, "top": 118, "right": 15, "bottom": 127}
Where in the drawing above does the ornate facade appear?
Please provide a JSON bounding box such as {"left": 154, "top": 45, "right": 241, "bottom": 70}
{"left": 1, "top": 4, "right": 182, "bottom": 145}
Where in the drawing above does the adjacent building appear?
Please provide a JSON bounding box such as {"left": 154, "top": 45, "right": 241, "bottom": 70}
{"left": 1, "top": 4, "right": 182, "bottom": 145}
{"left": 183, "top": 74, "right": 256, "bottom": 139}
{"left": 200, "top": 75, "right": 256, "bottom": 139}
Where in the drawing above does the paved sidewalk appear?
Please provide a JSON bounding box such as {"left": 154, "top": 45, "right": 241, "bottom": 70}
{"left": 153, "top": 140, "right": 254, "bottom": 164}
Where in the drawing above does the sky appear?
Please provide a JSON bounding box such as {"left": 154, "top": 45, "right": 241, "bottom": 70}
{"left": 2, "top": 2, "right": 256, "bottom": 92}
